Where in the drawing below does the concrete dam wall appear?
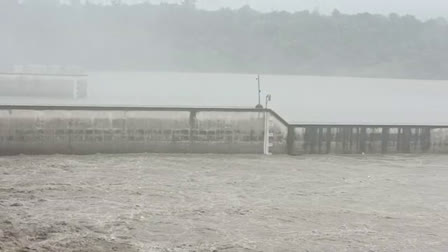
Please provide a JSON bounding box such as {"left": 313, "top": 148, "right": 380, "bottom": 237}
{"left": 288, "top": 125, "right": 448, "bottom": 154}
{"left": 0, "top": 106, "right": 287, "bottom": 155}
{"left": 1, "top": 105, "right": 448, "bottom": 155}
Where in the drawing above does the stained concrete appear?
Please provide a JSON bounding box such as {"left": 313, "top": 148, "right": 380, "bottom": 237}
{"left": 289, "top": 126, "right": 448, "bottom": 154}
{"left": 0, "top": 108, "right": 287, "bottom": 155}
{"left": 2, "top": 106, "right": 448, "bottom": 155}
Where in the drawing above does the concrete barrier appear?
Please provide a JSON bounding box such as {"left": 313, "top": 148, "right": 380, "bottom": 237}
{"left": 0, "top": 106, "right": 287, "bottom": 155}
{"left": 1, "top": 105, "right": 448, "bottom": 155}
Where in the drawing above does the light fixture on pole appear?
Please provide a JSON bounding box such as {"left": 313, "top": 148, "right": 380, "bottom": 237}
{"left": 265, "top": 94, "right": 271, "bottom": 109}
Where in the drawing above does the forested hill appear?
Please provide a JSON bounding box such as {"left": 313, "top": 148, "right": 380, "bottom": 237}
{"left": 1, "top": 1, "right": 448, "bottom": 79}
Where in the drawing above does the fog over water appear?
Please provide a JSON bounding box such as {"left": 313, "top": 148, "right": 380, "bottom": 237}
{"left": 2, "top": 72, "right": 448, "bottom": 125}
{"left": 2, "top": 1, "right": 448, "bottom": 124}
{"left": 2, "top": 2, "right": 448, "bottom": 250}
{"left": 84, "top": 72, "right": 448, "bottom": 125}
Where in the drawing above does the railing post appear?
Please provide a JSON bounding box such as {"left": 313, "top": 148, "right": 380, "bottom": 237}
{"left": 287, "top": 125, "right": 295, "bottom": 155}
{"left": 263, "top": 110, "right": 272, "bottom": 155}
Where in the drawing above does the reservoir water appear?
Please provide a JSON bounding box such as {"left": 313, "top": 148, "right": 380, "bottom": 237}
{"left": 1, "top": 71, "right": 448, "bottom": 125}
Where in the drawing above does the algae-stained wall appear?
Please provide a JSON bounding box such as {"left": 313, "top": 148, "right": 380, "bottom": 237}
{"left": 430, "top": 128, "right": 448, "bottom": 153}
{"left": 290, "top": 125, "right": 448, "bottom": 154}
{"left": 3, "top": 106, "right": 448, "bottom": 155}
{"left": 269, "top": 113, "right": 289, "bottom": 154}
{"left": 190, "top": 110, "right": 267, "bottom": 153}
{"left": 0, "top": 108, "right": 287, "bottom": 155}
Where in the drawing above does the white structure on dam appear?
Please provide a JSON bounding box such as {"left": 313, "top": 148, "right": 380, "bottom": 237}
{"left": 0, "top": 65, "right": 88, "bottom": 99}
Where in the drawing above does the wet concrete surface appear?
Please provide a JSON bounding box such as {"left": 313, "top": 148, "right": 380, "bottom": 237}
{"left": 1, "top": 154, "right": 448, "bottom": 251}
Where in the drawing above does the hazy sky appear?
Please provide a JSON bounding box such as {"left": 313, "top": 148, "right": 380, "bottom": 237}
{"left": 109, "top": 0, "right": 448, "bottom": 20}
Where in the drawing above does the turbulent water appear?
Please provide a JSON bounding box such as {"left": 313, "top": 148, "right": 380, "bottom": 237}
{"left": 1, "top": 154, "right": 448, "bottom": 251}
{"left": 1, "top": 72, "right": 448, "bottom": 125}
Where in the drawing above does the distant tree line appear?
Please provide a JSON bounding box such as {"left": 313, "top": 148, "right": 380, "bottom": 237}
{"left": 1, "top": 0, "right": 447, "bottom": 79}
